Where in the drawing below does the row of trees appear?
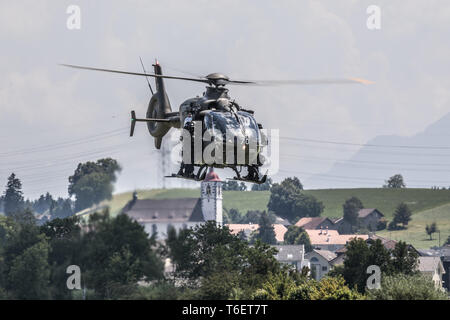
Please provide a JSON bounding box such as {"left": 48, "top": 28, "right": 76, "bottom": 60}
{"left": 267, "top": 177, "right": 324, "bottom": 223}
{"left": 0, "top": 209, "right": 163, "bottom": 299}
{"left": 1, "top": 158, "right": 122, "bottom": 222}
{"left": 1, "top": 209, "right": 445, "bottom": 300}
{"left": 222, "top": 177, "right": 273, "bottom": 192}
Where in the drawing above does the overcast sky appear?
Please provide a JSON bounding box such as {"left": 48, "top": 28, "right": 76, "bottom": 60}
{"left": 1, "top": 0, "right": 450, "bottom": 199}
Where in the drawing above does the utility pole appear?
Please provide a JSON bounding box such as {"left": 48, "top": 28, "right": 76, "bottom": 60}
{"left": 438, "top": 230, "right": 441, "bottom": 247}
{"left": 158, "top": 138, "right": 171, "bottom": 189}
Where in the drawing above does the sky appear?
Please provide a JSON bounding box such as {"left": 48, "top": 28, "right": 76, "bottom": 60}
{"left": 1, "top": 0, "right": 450, "bottom": 199}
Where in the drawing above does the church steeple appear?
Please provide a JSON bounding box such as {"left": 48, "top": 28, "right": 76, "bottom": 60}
{"left": 200, "top": 168, "right": 223, "bottom": 225}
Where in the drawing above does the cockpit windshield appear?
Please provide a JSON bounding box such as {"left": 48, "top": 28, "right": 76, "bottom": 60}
{"left": 204, "top": 111, "right": 260, "bottom": 143}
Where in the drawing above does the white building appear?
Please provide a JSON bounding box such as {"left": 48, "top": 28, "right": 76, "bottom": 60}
{"left": 122, "top": 169, "right": 223, "bottom": 240}
{"left": 272, "top": 245, "right": 310, "bottom": 272}
{"left": 305, "top": 249, "right": 337, "bottom": 280}
{"left": 418, "top": 256, "right": 446, "bottom": 290}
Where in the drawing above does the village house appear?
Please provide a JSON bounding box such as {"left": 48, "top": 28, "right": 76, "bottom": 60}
{"left": 227, "top": 223, "right": 288, "bottom": 243}
{"left": 295, "top": 217, "right": 337, "bottom": 230}
{"left": 305, "top": 228, "right": 368, "bottom": 252}
{"left": 122, "top": 169, "right": 223, "bottom": 240}
{"left": 419, "top": 246, "right": 450, "bottom": 291}
{"left": 305, "top": 249, "right": 337, "bottom": 280}
{"left": 418, "top": 256, "right": 446, "bottom": 290}
{"left": 334, "top": 208, "right": 384, "bottom": 234}
{"left": 272, "top": 245, "right": 310, "bottom": 272}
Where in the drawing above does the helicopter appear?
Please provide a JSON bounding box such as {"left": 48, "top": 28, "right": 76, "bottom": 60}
{"left": 61, "top": 60, "right": 372, "bottom": 184}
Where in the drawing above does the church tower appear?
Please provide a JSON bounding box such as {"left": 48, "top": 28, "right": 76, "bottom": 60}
{"left": 200, "top": 168, "right": 223, "bottom": 225}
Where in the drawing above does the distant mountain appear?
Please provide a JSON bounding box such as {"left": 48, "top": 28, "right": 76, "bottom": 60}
{"left": 307, "top": 112, "right": 450, "bottom": 189}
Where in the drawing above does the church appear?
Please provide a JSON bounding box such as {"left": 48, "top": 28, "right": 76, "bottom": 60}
{"left": 122, "top": 169, "right": 223, "bottom": 240}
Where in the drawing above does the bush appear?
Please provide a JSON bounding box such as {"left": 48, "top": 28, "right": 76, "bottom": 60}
{"left": 367, "top": 274, "right": 447, "bottom": 300}
{"left": 130, "top": 281, "right": 182, "bottom": 300}
{"left": 387, "top": 220, "right": 404, "bottom": 231}
{"left": 251, "top": 288, "right": 270, "bottom": 300}
{"left": 310, "top": 276, "right": 364, "bottom": 300}
{"left": 377, "top": 218, "right": 387, "bottom": 231}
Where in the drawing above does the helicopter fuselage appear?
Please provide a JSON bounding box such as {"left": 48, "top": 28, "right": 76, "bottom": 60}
{"left": 177, "top": 86, "right": 266, "bottom": 169}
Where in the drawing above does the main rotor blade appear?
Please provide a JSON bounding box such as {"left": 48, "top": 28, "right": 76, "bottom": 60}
{"left": 60, "top": 64, "right": 210, "bottom": 84}
{"left": 228, "top": 77, "right": 374, "bottom": 86}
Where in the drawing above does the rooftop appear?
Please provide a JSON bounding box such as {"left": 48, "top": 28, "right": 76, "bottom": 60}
{"left": 358, "top": 208, "right": 384, "bottom": 218}
{"left": 273, "top": 245, "right": 305, "bottom": 261}
{"left": 124, "top": 198, "right": 204, "bottom": 223}
{"left": 306, "top": 229, "right": 368, "bottom": 246}
{"left": 226, "top": 223, "right": 287, "bottom": 242}
{"left": 311, "top": 249, "right": 337, "bottom": 262}
{"left": 295, "top": 217, "right": 331, "bottom": 229}
{"left": 418, "top": 256, "right": 445, "bottom": 273}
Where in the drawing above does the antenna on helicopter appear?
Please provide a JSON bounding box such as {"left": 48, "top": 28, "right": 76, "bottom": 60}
{"left": 139, "top": 57, "right": 154, "bottom": 95}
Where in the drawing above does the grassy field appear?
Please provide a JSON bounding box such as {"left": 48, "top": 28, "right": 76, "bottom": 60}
{"left": 378, "top": 203, "right": 450, "bottom": 249}
{"left": 305, "top": 188, "right": 450, "bottom": 219}
{"left": 91, "top": 187, "right": 450, "bottom": 249}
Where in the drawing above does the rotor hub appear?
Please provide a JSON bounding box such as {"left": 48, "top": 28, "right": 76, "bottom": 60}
{"left": 205, "top": 73, "right": 230, "bottom": 86}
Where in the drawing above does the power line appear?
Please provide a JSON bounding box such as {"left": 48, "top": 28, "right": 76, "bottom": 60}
{"left": 280, "top": 139, "right": 450, "bottom": 157}
{"left": 0, "top": 127, "right": 128, "bottom": 158}
{"left": 281, "top": 155, "right": 450, "bottom": 173}
{"left": 277, "top": 169, "right": 450, "bottom": 185}
{"left": 281, "top": 136, "right": 450, "bottom": 150}
{"left": 282, "top": 153, "right": 450, "bottom": 168}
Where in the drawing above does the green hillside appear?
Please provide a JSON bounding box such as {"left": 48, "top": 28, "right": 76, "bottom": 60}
{"left": 305, "top": 188, "right": 450, "bottom": 219}
{"left": 91, "top": 187, "right": 450, "bottom": 249}
{"left": 378, "top": 203, "right": 450, "bottom": 249}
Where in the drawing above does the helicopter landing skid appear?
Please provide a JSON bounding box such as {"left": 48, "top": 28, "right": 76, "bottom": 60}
{"left": 228, "top": 174, "right": 267, "bottom": 185}
{"left": 165, "top": 165, "right": 208, "bottom": 182}
{"left": 165, "top": 174, "right": 205, "bottom": 182}
{"left": 229, "top": 167, "right": 268, "bottom": 184}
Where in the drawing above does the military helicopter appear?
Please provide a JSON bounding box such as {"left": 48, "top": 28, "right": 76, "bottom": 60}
{"left": 62, "top": 61, "right": 372, "bottom": 184}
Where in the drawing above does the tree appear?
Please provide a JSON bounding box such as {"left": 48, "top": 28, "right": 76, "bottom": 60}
{"left": 341, "top": 238, "right": 370, "bottom": 292}
{"left": 367, "top": 274, "right": 447, "bottom": 300}
{"left": 384, "top": 174, "right": 406, "bottom": 188}
{"left": 444, "top": 235, "right": 450, "bottom": 246}
{"left": 252, "top": 273, "right": 363, "bottom": 300}
{"left": 240, "top": 210, "right": 274, "bottom": 224}
{"left": 68, "top": 158, "right": 121, "bottom": 212}
{"left": 2, "top": 219, "right": 50, "bottom": 299}
{"left": 283, "top": 225, "right": 312, "bottom": 252}
{"left": 7, "top": 238, "right": 51, "bottom": 299}
{"left": 223, "top": 208, "right": 241, "bottom": 224}
{"left": 268, "top": 177, "right": 323, "bottom": 223}
{"left": 251, "top": 177, "right": 273, "bottom": 191}
{"left": 40, "top": 216, "right": 83, "bottom": 299}
{"left": 32, "top": 192, "right": 54, "bottom": 214}
{"left": 308, "top": 276, "right": 364, "bottom": 300}
{"left": 391, "top": 241, "right": 418, "bottom": 275}
{"left": 222, "top": 180, "right": 240, "bottom": 191}
{"left": 49, "top": 197, "right": 74, "bottom": 219}
{"left": 10, "top": 208, "right": 36, "bottom": 225}
{"left": 80, "top": 210, "right": 164, "bottom": 299}
{"left": 393, "top": 203, "right": 412, "bottom": 228}
{"left": 3, "top": 173, "right": 24, "bottom": 216}
{"left": 343, "top": 197, "right": 363, "bottom": 231}
{"left": 341, "top": 238, "right": 392, "bottom": 293}
{"left": 253, "top": 211, "right": 277, "bottom": 245}
{"left": 166, "top": 221, "right": 280, "bottom": 298}
{"left": 425, "top": 222, "right": 438, "bottom": 240}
